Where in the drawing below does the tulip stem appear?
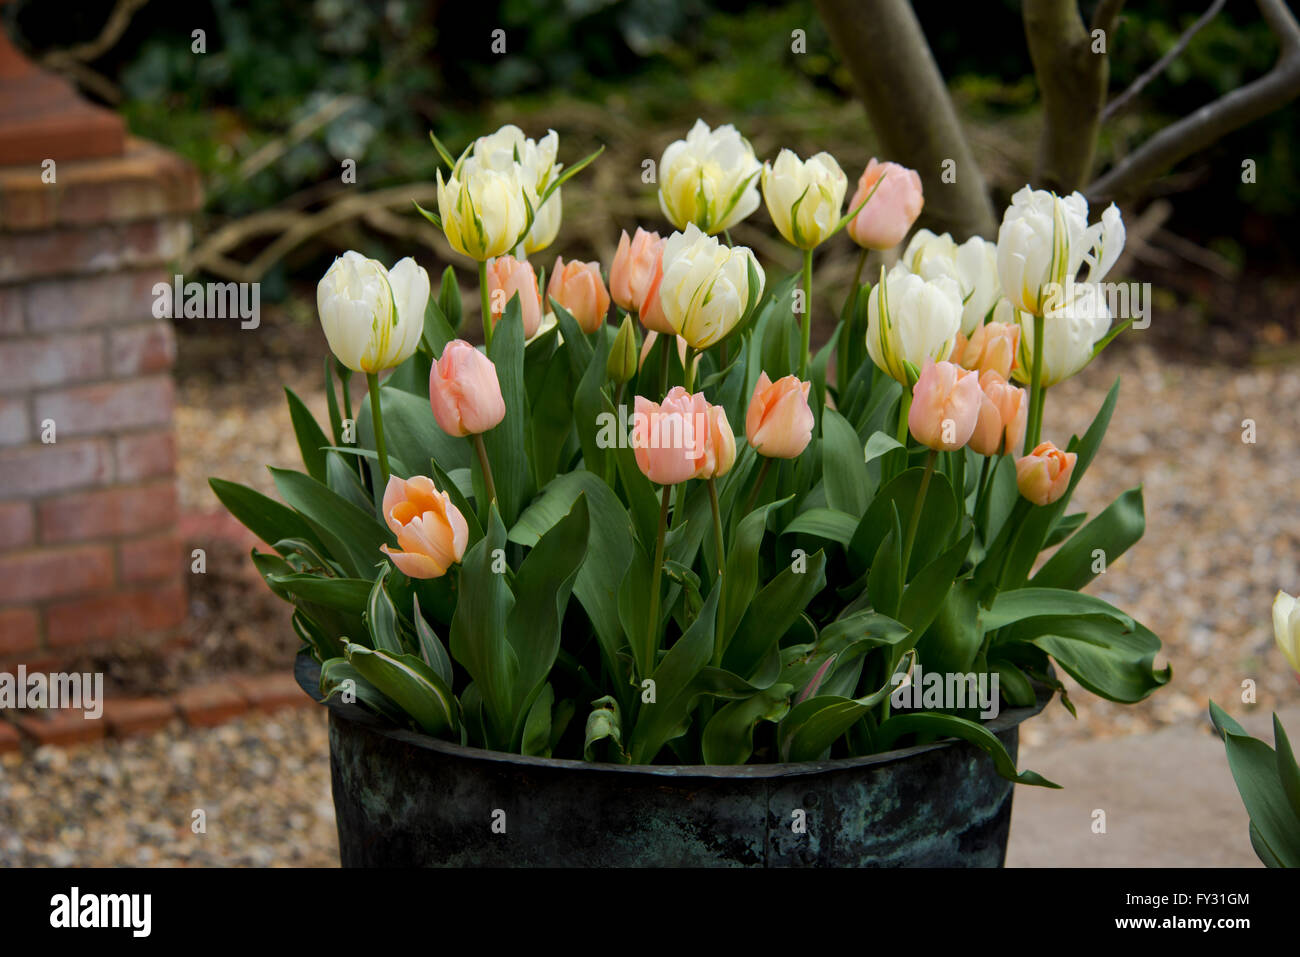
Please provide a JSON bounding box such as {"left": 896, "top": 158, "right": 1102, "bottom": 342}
{"left": 896, "top": 388, "right": 912, "bottom": 446}
{"left": 478, "top": 260, "right": 494, "bottom": 351}
{"left": 742, "top": 457, "right": 773, "bottom": 517}
{"left": 472, "top": 433, "right": 498, "bottom": 506}
{"left": 1024, "top": 313, "right": 1045, "bottom": 455}
{"left": 901, "top": 449, "right": 937, "bottom": 581}
{"left": 366, "top": 373, "right": 390, "bottom": 489}
{"left": 707, "top": 477, "right": 727, "bottom": 666}
{"left": 646, "top": 485, "right": 673, "bottom": 677}
{"left": 799, "top": 248, "right": 814, "bottom": 380}
{"left": 852, "top": 247, "right": 868, "bottom": 292}
{"left": 683, "top": 346, "right": 697, "bottom": 393}
{"left": 659, "top": 336, "right": 671, "bottom": 394}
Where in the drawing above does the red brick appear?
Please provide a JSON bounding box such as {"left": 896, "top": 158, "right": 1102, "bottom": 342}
{"left": 0, "top": 606, "right": 40, "bottom": 654}
{"left": 0, "top": 545, "right": 113, "bottom": 603}
{"left": 0, "top": 438, "right": 113, "bottom": 496}
{"left": 0, "top": 333, "right": 105, "bottom": 394}
{"left": 114, "top": 429, "right": 174, "bottom": 482}
{"left": 0, "top": 219, "right": 191, "bottom": 285}
{"left": 108, "top": 322, "right": 175, "bottom": 376}
{"left": 13, "top": 710, "right": 105, "bottom": 747}
{"left": 0, "top": 720, "right": 21, "bottom": 754}
{"left": 44, "top": 581, "right": 185, "bottom": 647}
{"left": 0, "top": 396, "right": 28, "bottom": 446}
{"left": 0, "top": 502, "right": 34, "bottom": 549}
{"left": 23, "top": 269, "right": 163, "bottom": 332}
{"left": 174, "top": 681, "right": 247, "bottom": 728}
{"left": 38, "top": 479, "right": 176, "bottom": 543}
{"left": 33, "top": 376, "right": 173, "bottom": 438}
{"left": 102, "top": 695, "right": 177, "bottom": 737}
{"left": 117, "top": 531, "right": 182, "bottom": 583}
{"left": 232, "top": 672, "right": 310, "bottom": 714}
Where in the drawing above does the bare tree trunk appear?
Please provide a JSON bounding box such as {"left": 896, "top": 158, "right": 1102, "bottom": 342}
{"left": 814, "top": 0, "right": 997, "bottom": 240}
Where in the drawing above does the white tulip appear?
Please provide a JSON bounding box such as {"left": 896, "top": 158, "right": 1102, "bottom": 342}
{"left": 658, "top": 120, "right": 762, "bottom": 235}
{"left": 657, "top": 223, "right": 764, "bottom": 349}
{"left": 900, "top": 229, "right": 1001, "bottom": 335}
{"left": 318, "top": 252, "right": 430, "bottom": 373}
{"left": 866, "top": 263, "right": 963, "bottom": 385}
{"left": 473, "top": 125, "right": 562, "bottom": 254}
{"left": 996, "top": 185, "right": 1125, "bottom": 316}
{"left": 761, "top": 149, "right": 847, "bottom": 249}
{"left": 1005, "top": 281, "right": 1110, "bottom": 387}
{"left": 1274, "top": 590, "right": 1300, "bottom": 674}
{"left": 436, "top": 156, "right": 529, "bottom": 262}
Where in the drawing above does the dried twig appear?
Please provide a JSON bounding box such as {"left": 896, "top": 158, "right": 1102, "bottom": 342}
{"left": 1102, "top": 0, "right": 1227, "bottom": 123}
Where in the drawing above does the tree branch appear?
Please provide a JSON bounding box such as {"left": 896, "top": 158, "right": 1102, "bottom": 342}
{"left": 1024, "top": 0, "right": 1111, "bottom": 193}
{"left": 1087, "top": 0, "right": 1300, "bottom": 202}
{"left": 1102, "top": 0, "right": 1226, "bottom": 123}
{"left": 813, "top": 0, "right": 997, "bottom": 239}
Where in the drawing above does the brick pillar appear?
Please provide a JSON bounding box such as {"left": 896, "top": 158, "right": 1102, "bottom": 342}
{"left": 0, "top": 139, "right": 202, "bottom": 668}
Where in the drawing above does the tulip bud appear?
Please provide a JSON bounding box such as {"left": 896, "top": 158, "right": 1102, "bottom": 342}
{"left": 317, "top": 252, "right": 429, "bottom": 374}
{"left": 610, "top": 228, "right": 665, "bottom": 314}
{"left": 379, "top": 475, "right": 469, "bottom": 579}
{"left": 658, "top": 224, "right": 763, "bottom": 349}
{"left": 761, "top": 149, "right": 847, "bottom": 250}
{"left": 473, "top": 125, "right": 562, "bottom": 255}
{"left": 633, "top": 388, "right": 708, "bottom": 486}
{"left": 900, "top": 230, "right": 1000, "bottom": 336}
{"left": 969, "top": 370, "right": 1028, "bottom": 456}
{"left": 960, "top": 320, "right": 1020, "bottom": 379}
{"left": 547, "top": 257, "right": 611, "bottom": 333}
{"left": 746, "top": 372, "right": 815, "bottom": 459}
{"left": 908, "top": 359, "right": 981, "bottom": 452}
{"left": 866, "top": 263, "right": 963, "bottom": 385}
{"left": 486, "top": 255, "right": 543, "bottom": 339}
{"left": 846, "top": 159, "right": 924, "bottom": 251}
{"left": 436, "top": 158, "right": 529, "bottom": 262}
{"left": 658, "top": 120, "right": 762, "bottom": 235}
{"left": 607, "top": 315, "right": 640, "bottom": 385}
{"left": 429, "top": 340, "right": 506, "bottom": 437}
{"left": 1015, "top": 440, "right": 1077, "bottom": 506}
{"left": 1274, "top": 591, "right": 1300, "bottom": 675}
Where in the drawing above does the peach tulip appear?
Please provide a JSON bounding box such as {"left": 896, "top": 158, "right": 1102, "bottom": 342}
{"left": 429, "top": 339, "right": 506, "bottom": 437}
{"left": 847, "top": 159, "right": 924, "bottom": 251}
{"left": 746, "top": 372, "right": 815, "bottom": 459}
{"left": 908, "top": 358, "right": 981, "bottom": 452}
{"left": 633, "top": 388, "right": 709, "bottom": 486}
{"left": 379, "top": 475, "right": 469, "bottom": 579}
{"left": 1016, "top": 441, "right": 1077, "bottom": 506}
{"left": 547, "top": 256, "right": 611, "bottom": 333}
{"left": 610, "top": 228, "right": 664, "bottom": 315}
{"left": 969, "top": 370, "right": 1028, "bottom": 456}
{"left": 637, "top": 250, "right": 675, "bottom": 334}
{"left": 960, "top": 320, "right": 1020, "bottom": 380}
{"left": 486, "top": 255, "right": 543, "bottom": 339}
{"left": 696, "top": 404, "right": 737, "bottom": 479}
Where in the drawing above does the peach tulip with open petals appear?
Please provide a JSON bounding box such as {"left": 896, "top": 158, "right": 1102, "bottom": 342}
{"left": 486, "top": 255, "right": 543, "bottom": 339}
{"left": 610, "top": 228, "right": 665, "bottom": 315}
{"left": 429, "top": 340, "right": 506, "bottom": 437}
{"left": 633, "top": 388, "right": 708, "bottom": 486}
{"left": 847, "top": 159, "right": 924, "bottom": 251}
{"left": 547, "top": 257, "right": 611, "bottom": 333}
{"left": 746, "top": 372, "right": 815, "bottom": 459}
{"left": 379, "top": 475, "right": 469, "bottom": 579}
{"left": 969, "top": 370, "right": 1028, "bottom": 456}
{"left": 1016, "top": 441, "right": 1077, "bottom": 506}
{"left": 960, "top": 320, "right": 1020, "bottom": 380}
{"left": 908, "top": 358, "right": 981, "bottom": 452}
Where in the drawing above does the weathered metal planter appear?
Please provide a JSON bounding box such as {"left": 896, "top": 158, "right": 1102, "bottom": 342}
{"left": 296, "top": 654, "right": 1050, "bottom": 867}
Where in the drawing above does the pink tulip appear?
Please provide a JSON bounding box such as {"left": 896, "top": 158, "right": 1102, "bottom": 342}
{"left": 746, "top": 372, "right": 815, "bottom": 459}
{"left": 610, "top": 228, "right": 664, "bottom": 315}
{"left": 429, "top": 339, "right": 506, "bottom": 437}
{"left": 379, "top": 475, "right": 469, "bottom": 579}
{"left": 547, "top": 256, "right": 611, "bottom": 333}
{"left": 969, "top": 370, "right": 1028, "bottom": 456}
{"left": 960, "top": 321, "right": 1020, "bottom": 380}
{"left": 633, "top": 387, "right": 709, "bottom": 486}
{"left": 908, "top": 358, "right": 981, "bottom": 451}
{"left": 846, "top": 159, "right": 924, "bottom": 251}
{"left": 486, "top": 255, "right": 543, "bottom": 338}
{"left": 696, "top": 404, "right": 737, "bottom": 479}
{"left": 1016, "top": 441, "right": 1077, "bottom": 506}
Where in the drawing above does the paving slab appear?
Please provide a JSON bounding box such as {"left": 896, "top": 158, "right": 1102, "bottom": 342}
{"left": 1007, "top": 705, "right": 1300, "bottom": 867}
